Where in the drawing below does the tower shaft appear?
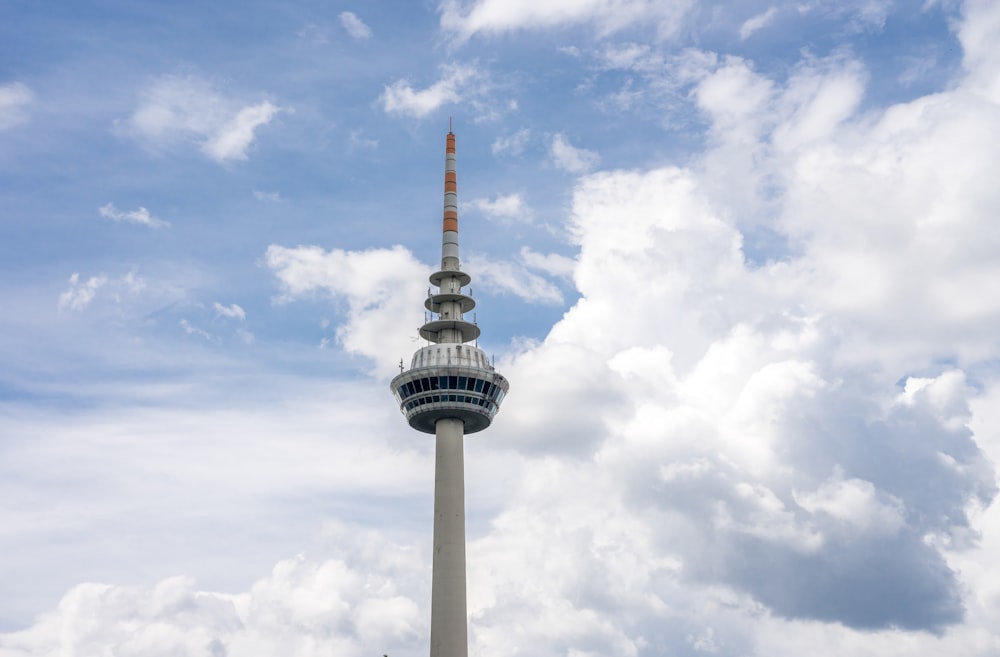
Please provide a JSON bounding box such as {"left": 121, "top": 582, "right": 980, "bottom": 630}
{"left": 430, "top": 417, "right": 468, "bottom": 657}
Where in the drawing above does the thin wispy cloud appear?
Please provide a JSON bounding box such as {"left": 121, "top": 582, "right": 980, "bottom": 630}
{"left": 740, "top": 7, "right": 779, "bottom": 39}
{"left": 464, "top": 253, "right": 564, "bottom": 305}
{"left": 179, "top": 318, "right": 214, "bottom": 340}
{"left": 202, "top": 101, "right": 280, "bottom": 161}
{"left": 0, "top": 81, "right": 33, "bottom": 130}
{"left": 440, "top": 0, "right": 693, "bottom": 41}
{"left": 123, "top": 75, "right": 280, "bottom": 162}
{"left": 550, "top": 133, "right": 599, "bottom": 173}
{"left": 213, "top": 302, "right": 246, "bottom": 321}
{"left": 491, "top": 128, "right": 530, "bottom": 156}
{"left": 519, "top": 246, "right": 574, "bottom": 279}
{"left": 339, "top": 11, "right": 373, "bottom": 40}
{"left": 58, "top": 273, "right": 108, "bottom": 311}
{"left": 253, "top": 189, "right": 282, "bottom": 202}
{"left": 466, "top": 193, "right": 531, "bottom": 223}
{"left": 98, "top": 202, "right": 169, "bottom": 228}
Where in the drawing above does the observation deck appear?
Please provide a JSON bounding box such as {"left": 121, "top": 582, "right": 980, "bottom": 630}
{"left": 391, "top": 344, "right": 509, "bottom": 434}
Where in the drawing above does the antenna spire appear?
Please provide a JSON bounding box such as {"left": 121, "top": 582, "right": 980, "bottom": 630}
{"left": 441, "top": 129, "right": 459, "bottom": 271}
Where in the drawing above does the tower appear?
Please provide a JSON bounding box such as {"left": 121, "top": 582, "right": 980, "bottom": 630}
{"left": 390, "top": 129, "right": 509, "bottom": 657}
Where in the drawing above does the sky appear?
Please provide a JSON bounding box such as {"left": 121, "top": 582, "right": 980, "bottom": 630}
{"left": 2, "top": 0, "right": 1000, "bottom": 655}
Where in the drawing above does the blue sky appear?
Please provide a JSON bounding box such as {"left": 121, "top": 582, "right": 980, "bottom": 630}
{"left": 3, "top": 1, "right": 1000, "bottom": 655}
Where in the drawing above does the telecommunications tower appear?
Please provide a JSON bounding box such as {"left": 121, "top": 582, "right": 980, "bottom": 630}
{"left": 390, "top": 128, "right": 509, "bottom": 657}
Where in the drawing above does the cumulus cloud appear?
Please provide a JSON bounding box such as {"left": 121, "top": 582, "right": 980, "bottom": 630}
{"left": 440, "top": 0, "right": 694, "bottom": 41}
{"left": 0, "top": 81, "right": 33, "bottom": 130}
{"left": 0, "top": 528, "right": 425, "bottom": 657}
{"left": 550, "top": 133, "right": 599, "bottom": 173}
{"left": 339, "top": 11, "right": 373, "bottom": 40}
{"left": 265, "top": 244, "right": 427, "bottom": 373}
{"left": 490, "top": 160, "right": 995, "bottom": 633}
{"left": 124, "top": 75, "right": 280, "bottom": 162}
{"left": 98, "top": 202, "right": 169, "bottom": 228}
{"left": 381, "top": 63, "right": 482, "bottom": 118}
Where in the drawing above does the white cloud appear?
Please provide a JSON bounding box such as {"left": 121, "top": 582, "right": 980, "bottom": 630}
{"left": 348, "top": 129, "right": 378, "bottom": 150}
{"left": 381, "top": 63, "right": 482, "bottom": 118}
{"left": 440, "top": 0, "right": 694, "bottom": 41}
{"left": 98, "top": 202, "right": 170, "bottom": 228}
{"left": 201, "top": 100, "right": 280, "bottom": 161}
{"left": 265, "top": 244, "right": 427, "bottom": 373}
{"left": 463, "top": 253, "right": 564, "bottom": 305}
{"left": 58, "top": 273, "right": 109, "bottom": 311}
{"left": 0, "top": 81, "right": 33, "bottom": 130}
{"left": 179, "top": 318, "right": 214, "bottom": 340}
{"left": 213, "top": 302, "right": 246, "bottom": 321}
{"left": 253, "top": 189, "right": 282, "bottom": 202}
{"left": 550, "top": 133, "right": 599, "bottom": 173}
{"left": 794, "top": 471, "right": 906, "bottom": 535}
{"left": 739, "top": 7, "right": 778, "bottom": 39}
{"left": 339, "top": 11, "right": 373, "bottom": 40}
{"left": 466, "top": 193, "right": 531, "bottom": 223}
{"left": 0, "top": 528, "right": 425, "bottom": 657}
{"left": 519, "top": 246, "right": 575, "bottom": 279}
{"left": 124, "top": 75, "right": 280, "bottom": 162}
{"left": 491, "top": 127, "right": 530, "bottom": 156}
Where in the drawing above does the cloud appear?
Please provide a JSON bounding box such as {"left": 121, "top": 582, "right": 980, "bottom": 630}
{"left": 213, "top": 302, "right": 246, "bottom": 321}
{"left": 519, "top": 246, "right": 574, "bottom": 279}
{"left": 440, "top": 0, "right": 694, "bottom": 41}
{"left": 56, "top": 269, "right": 151, "bottom": 314}
{"left": 466, "top": 193, "right": 531, "bottom": 223}
{"left": 339, "top": 11, "right": 373, "bottom": 40}
{"left": 58, "top": 273, "right": 109, "bottom": 311}
{"left": 0, "top": 81, "right": 33, "bottom": 130}
{"left": 253, "top": 189, "right": 282, "bottom": 202}
{"left": 98, "top": 202, "right": 170, "bottom": 228}
{"left": 550, "top": 133, "right": 599, "bottom": 173}
{"left": 179, "top": 318, "right": 215, "bottom": 340}
{"left": 265, "top": 244, "right": 427, "bottom": 373}
{"left": 491, "top": 128, "right": 530, "bottom": 156}
{"left": 381, "top": 63, "right": 482, "bottom": 118}
{"left": 348, "top": 129, "right": 378, "bottom": 150}
{"left": 739, "top": 7, "right": 778, "bottom": 39}
{"left": 0, "top": 528, "right": 425, "bottom": 657}
{"left": 124, "top": 75, "right": 280, "bottom": 162}
{"left": 201, "top": 101, "right": 280, "bottom": 161}
{"left": 463, "top": 253, "right": 564, "bottom": 305}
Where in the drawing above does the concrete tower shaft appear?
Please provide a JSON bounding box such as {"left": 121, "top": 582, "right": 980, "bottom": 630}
{"left": 389, "top": 129, "right": 509, "bottom": 657}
